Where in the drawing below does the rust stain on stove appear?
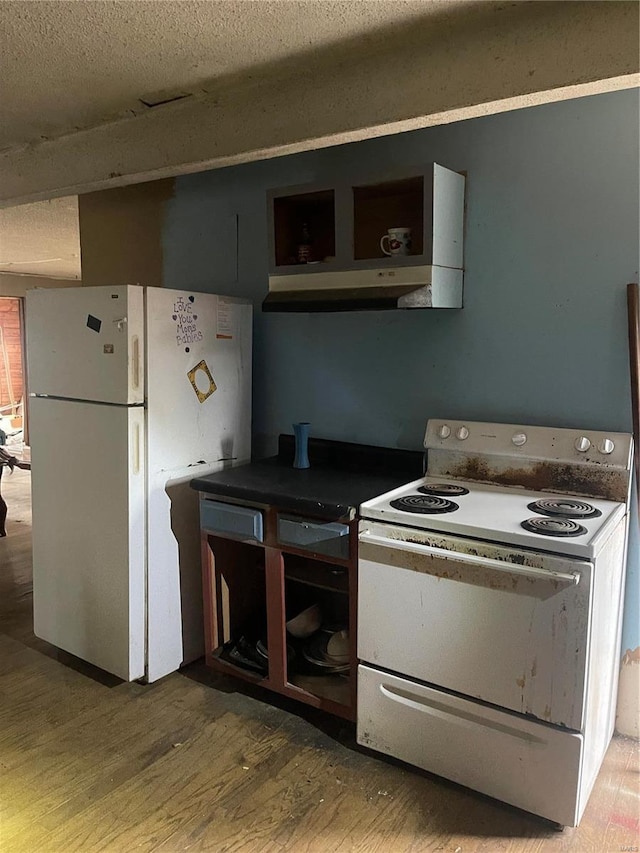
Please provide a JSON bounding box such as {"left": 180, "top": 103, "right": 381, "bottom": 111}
{"left": 516, "top": 676, "right": 526, "bottom": 689}
{"left": 360, "top": 535, "right": 564, "bottom": 599}
{"left": 441, "top": 456, "right": 626, "bottom": 501}
{"left": 363, "top": 526, "right": 575, "bottom": 577}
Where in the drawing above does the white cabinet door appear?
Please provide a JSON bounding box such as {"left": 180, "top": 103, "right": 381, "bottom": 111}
{"left": 358, "top": 522, "right": 591, "bottom": 730}
{"left": 358, "top": 665, "right": 583, "bottom": 827}
{"left": 26, "top": 285, "right": 144, "bottom": 403}
{"left": 30, "top": 396, "right": 146, "bottom": 681}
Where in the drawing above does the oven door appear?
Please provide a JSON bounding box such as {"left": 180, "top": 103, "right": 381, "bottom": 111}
{"left": 358, "top": 520, "right": 592, "bottom": 731}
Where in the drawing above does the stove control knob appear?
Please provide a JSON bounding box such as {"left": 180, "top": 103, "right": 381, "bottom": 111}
{"left": 575, "top": 436, "right": 591, "bottom": 453}
{"left": 438, "top": 424, "right": 451, "bottom": 439}
{"left": 512, "top": 433, "right": 527, "bottom": 447}
{"left": 456, "top": 426, "right": 469, "bottom": 441}
{"left": 598, "top": 438, "right": 615, "bottom": 455}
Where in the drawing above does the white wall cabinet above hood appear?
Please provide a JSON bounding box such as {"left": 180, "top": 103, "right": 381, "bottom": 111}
{"left": 263, "top": 163, "right": 465, "bottom": 313}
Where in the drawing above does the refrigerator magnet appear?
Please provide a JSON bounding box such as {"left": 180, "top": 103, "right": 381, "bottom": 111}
{"left": 187, "top": 360, "right": 217, "bottom": 403}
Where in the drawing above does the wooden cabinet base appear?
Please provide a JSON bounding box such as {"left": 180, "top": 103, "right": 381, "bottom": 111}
{"left": 200, "top": 504, "right": 358, "bottom": 722}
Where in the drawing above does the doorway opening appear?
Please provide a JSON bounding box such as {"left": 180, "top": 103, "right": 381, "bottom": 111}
{"left": 0, "top": 296, "right": 26, "bottom": 452}
{"left": 0, "top": 296, "right": 30, "bottom": 537}
{"left": 0, "top": 296, "right": 27, "bottom": 456}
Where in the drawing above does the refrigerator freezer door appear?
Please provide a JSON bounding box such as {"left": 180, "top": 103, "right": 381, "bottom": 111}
{"left": 30, "top": 396, "right": 146, "bottom": 681}
{"left": 26, "top": 285, "right": 144, "bottom": 404}
{"left": 144, "top": 288, "right": 252, "bottom": 681}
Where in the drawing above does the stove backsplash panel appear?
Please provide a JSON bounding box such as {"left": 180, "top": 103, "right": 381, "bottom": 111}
{"left": 429, "top": 449, "right": 630, "bottom": 503}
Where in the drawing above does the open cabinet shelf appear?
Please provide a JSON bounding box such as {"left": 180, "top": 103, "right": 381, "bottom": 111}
{"left": 353, "top": 176, "right": 425, "bottom": 260}
{"left": 284, "top": 553, "right": 349, "bottom": 594}
{"left": 287, "top": 673, "right": 351, "bottom": 707}
{"left": 273, "top": 189, "right": 336, "bottom": 267}
{"left": 265, "top": 163, "right": 465, "bottom": 311}
{"left": 200, "top": 501, "right": 357, "bottom": 720}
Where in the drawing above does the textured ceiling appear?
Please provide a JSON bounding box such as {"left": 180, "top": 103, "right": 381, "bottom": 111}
{"left": 0, "top": 0, "right": 470, "bottom": 280}
{"left": 0, "top": 0, "right": 465, "bottom": 278}
{"left": 0, "top": 0, "right": 461, "bottom": 151}
{"left": 0, "top": 198, "right": 80, "bottom": 279}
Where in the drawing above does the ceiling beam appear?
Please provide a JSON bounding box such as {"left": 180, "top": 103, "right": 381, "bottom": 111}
{"left": 1, "top": 1, "right": 638, "bottom": 207}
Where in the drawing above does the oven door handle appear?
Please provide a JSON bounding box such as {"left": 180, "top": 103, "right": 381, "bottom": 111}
{"left": 358, "top": 531, "right": 581, "bottom": 586}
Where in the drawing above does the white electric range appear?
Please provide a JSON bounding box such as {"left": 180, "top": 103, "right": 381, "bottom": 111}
{"left": 357, "top": 419, "right": 633, "bottom": 827}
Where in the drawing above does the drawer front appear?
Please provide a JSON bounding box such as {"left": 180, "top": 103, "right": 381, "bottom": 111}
{"left": 277, "top": 514, "right": 349, "bottom": 559}
{"left": 200, "top": 499, "right": 263, "bottom": 542}
{"left": 357, "top": 665, "right": 584, "bottom": 827}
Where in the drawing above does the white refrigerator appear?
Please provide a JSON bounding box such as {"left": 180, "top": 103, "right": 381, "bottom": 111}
{"left": 26, "top": 285, "right": 252, "bottom": 682}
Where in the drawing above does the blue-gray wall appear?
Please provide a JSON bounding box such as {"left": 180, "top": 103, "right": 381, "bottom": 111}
{"left": 165, "top": 88, "right": 640, "bottom": 654}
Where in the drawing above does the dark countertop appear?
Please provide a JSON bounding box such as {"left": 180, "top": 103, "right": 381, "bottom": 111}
{"left": 190, "top": 434, "right": 423, "bottom": 521}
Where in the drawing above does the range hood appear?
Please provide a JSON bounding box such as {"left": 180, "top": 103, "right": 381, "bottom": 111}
{"left": 262, "top": 265, "right": 463, "bottom": 313}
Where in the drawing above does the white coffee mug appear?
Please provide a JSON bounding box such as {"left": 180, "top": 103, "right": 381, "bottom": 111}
{"left": 380, "top": 227, "right": 412, "bottom": 256}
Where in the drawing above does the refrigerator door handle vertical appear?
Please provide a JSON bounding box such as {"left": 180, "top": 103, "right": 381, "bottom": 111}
{"left": 132, "top": 336, "right": 140, "bottom": 390}
{"left": 133, "top": 423, "right": 141, "bottom": 474}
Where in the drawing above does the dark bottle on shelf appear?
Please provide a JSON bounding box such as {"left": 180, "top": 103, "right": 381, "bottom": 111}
{"left": 296, "top": 222, "right": 313, "bottom": 264}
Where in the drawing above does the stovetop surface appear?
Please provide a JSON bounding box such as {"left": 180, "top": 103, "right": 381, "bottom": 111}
{"left": 359, "top": 476, "right": 626, "bottom": 558}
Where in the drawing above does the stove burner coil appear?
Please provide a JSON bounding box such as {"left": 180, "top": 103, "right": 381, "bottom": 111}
{"left": 527, "top": 499, "right": 601, "bottom": 519}
{"left": 418, "top": 483, "right": 470, "bottom": 497}
{"left": 390, "top": 495, "right": 459, "bottom": 514}
{"left": 521, "top": 517, "right": 587, "bottom": 537}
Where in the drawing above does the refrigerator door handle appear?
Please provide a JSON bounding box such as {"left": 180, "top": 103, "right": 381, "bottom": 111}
{"left": 359, "top": 531, "right": 581, "bottom": 587}
{"left": 132, "top": 336, "right": 140, "bottom": 390}
{"left": 133, "top": 423, "right": 141, "bottom": 474}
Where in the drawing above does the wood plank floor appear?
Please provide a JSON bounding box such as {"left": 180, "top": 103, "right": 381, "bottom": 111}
{"left": 1, "top": 469, "right": 638, "bottom": 853}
